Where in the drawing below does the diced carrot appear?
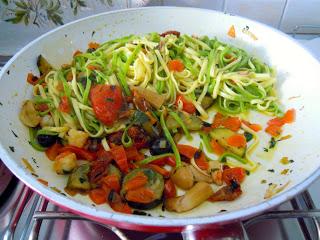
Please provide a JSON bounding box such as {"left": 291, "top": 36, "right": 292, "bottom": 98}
{"left": 45, "top": 143, "right": 63, "bottom": 160}
{"left": 267, "top": 117, "right": 284, "bottom": 127}
{"left": 88, "top": 42, "right": 100, "bottom": 49}
{"left": 222, "top": 167, "right": 246, "bottom": 185}
{"left": 110, "top": 145, "right": 129, "bottom": 173}
{"left": 282, "top": 109, "right": 296, "bottom": 124}
{"left": 228, "top": 25, "right": 236, "bottom": 38}
{"left": 168, "top": 59, "right": 184, "bottom": 72}
{"left": 222, "top": 117, "right": 241, "bottom": 132}
{"left": 147, "top": 164, "right": 170, "bottom": 178}
{"left": 177, "top": 144, "right": 198, "bottom": 159}
{"left": 102, "top": 175, "right": 120, "bottom": 192}
{"left": 210, "top": 140, "right": 225, "bottom": 156}
{"left": 73, "top": 50, "right": 82, "bottom": 57}
{"left": 242, "top": 120, "right": 262, "bottom": 132}
{"left": 125, "top": 146, "right": 143, "bottom": 161}
{"left": 265, "top": 124, "right": 282, "bottom": 137}
{"left": 212, "top": 112, "right": 224, "bottom": 129}
{"left": 194, "top": 152, "right": 209, "bottom": 170}
{"left": 124, "top": 172, "right": 148, "bottom": 191}
{"left": 89, "top": 188, "right": 107, "bottom": 204}
{"left": 226, "top": 134, "right": 247, "bottom": 148}
{"left": 126, "top": 187, "right": 155, "bottom": 203}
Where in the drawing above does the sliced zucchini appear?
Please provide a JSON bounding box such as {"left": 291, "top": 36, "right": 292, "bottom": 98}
{"left": 166, "top": 111, "right": 202, "bottom": 131}
{"left": 37, "top": 55, "right": 53, "bottom": 76}
{"left": 66, "top": 164, "right": 91, "bottom": 190}
{"left": 121, "top": 168, "right": 164, "bottom": 210}
{"left": 209, "top": 128, "right": 246, "bottom": 157}
{"left": 107, "top": 164, "right": 121, "bottom": 179}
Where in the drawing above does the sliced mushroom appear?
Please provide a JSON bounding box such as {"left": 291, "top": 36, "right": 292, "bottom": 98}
{"left": 165, "top": 182, "right": 213, "bottom": 213}
{"left": 189, "top": 165, "right": 213, "bottom": 183}
{"left": 171, "top": 165, "right": 194, "bottom": 190}
{"left": 67, "top": 129, "right": 89, "bottom": 148}
{"left": 53, "top": 152, "right": 77, "bottom": 175}
{"left": 19, "top": 100, "right": 41, "bottom": 127}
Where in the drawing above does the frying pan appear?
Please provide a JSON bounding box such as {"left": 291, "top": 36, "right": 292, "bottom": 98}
{"left": 0, "top": 7, "right": 320, "bottom": 232}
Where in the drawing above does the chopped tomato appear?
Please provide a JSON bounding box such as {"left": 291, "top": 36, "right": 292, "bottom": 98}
{"left": 59, "top": 145, "right": 96, "bottom": 161}
{"left": 222, "top": 117, "right": 241, "bottom": 131}
{"left": 27, "top": 73, "right": 39, "bottom": 85}
{"left": 210, "top": 140, "right": 225, "bottom": 156}
{"left": 228, "top": 25, "right": 236, "bottom": 38}
{"left": 36, "top": 103, "right": 49, "bottom": 112}
{"left": 88, "top": 42, "right": 100, "bottom": 49}
{"left": 282, "top": 109, "right": 296, "bottom": 124}
{"left": 126, "top": 187, "right": 155, "bottom": 203}
{"left": 147, "top": 164, "right": 170, "bottom": 178}
{"left": 90, "top": 85, "right": 123, "bottom": 126}
{"left": 110, "top": 145, "right": 129, "bottom": 173}
{"left": 151, "top": 157, "right": 166, "bottom": 166}
{"left": 59, "top": 96, "right": 71, "bottom": 113}
{"left": 265, "top": 124, "right": 282, "bottom": 137}
{"left": 102, "top": 175, "right": 120, "bottom": 192}
{"left": 45, "top": 143, "right": 63, "bottom": 161}
{"left": 125, "top": 146, "right": 144, "bottom": 161}
{"left": 89, "top": 188, "right": 107, "bottom": 204}
{"left": 222, "top": 167, "right": 246, "bottom": 185}
{"left": 73, "top": 50, "right": 82, "bottom": 57}
{"left": 168, "top": 59, "right": 184, "bottom": 72}
{"left": 242, "top": 120, "right": 262, "bottom": 132}
{"left": 175, "top": 94, "right": 196, "bottom": 114}
{"left": 124, "top": 172, "right": 148, "bottom": 191}
{"left": 108, "top": 191, "right": 132, "bottom": 214}
{"left": 165, "top": 156, "right": 176, "bottom": 167}
{"left": 226, "top": 134, "right": 247, "bottom": 148}
{"left": 177, "top": 144, "right": 198, "bottom": 159}
{"left": 267, "top": 117, "right": 284, "bottom": 127}
{"left": 87, "top": 65, "right": 101, "bottom": 71}
{"left": 212, "top": 112, "right": 224, "bottom": 128}
{"left": 194, "top": 152, "right": 209, "bottom": 170}
{"left": 164, "top": 179, "right": 176, "bottom": 198}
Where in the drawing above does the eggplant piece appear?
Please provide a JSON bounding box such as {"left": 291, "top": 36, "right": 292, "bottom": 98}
{"left": 37, "top": 55, "right": 53, "bottom": 76}
{"left": 200, "top": 96, "right": 214, "bottom": 110}
{"left": 150, "top": 138, "right": 172, "bottom": 155}
{"left": 166, "top": 111, "right": 203, "bottom": 131}
{"left": 37, "top": 134, "right": 57, "bottom": 147}
{"left": 121, "top": 168, "right": 164, "bottom": 210}
{"left": 209, "top": 128, "right": 246, "bottom": 157}
{"left": 67, "top": 164, "right": 91, "bottom": 190}
{"left": 165, "top": 182, "right": 213, "bottom": 213}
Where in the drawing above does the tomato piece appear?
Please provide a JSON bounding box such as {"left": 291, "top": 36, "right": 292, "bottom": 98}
{"left": 282, "top": 109, "right": 296, "bottom": 124}
{"left": 146, "top": 164, "right": 170, "bottom": 178}
{"left": 164, "top": 179, "right": 176, "bottom": 198}
{"left": 45, "top": 143, "right": 63, "bottom": 161}
{"left": 27, "top": 73, "right": 40, "bottom": 85}
{"left": 59, "top": 145, "right": 96, "bottom": 161}
{"left": 59, "top": 96, "right": 71, "bottom": 113}
{"left": 90, "top": 85, "right": 123, "bottom": 126}
{"left": 110, "top": 145, "right": 129, "bottom": 173}
{"left": 88, "top": 42, "right": 100, "bottom": 49}
{"left": 126, "top": 187, "right": 155, "bottom": 204}
{"left": 222, "top": 117, "right": 241, "bottom": 132}
{"left": 177, "top": 144, "right": 198, "bottom": 159}
{"left": 36, "top": 103, "right": 49, "bottom": 112}
{"left": 194, "top": 152, "right": 209, "bottom": 170}
{"left": 222, "top": 167, "right": 246, "bottom": 185}
{"left": 267, "top": 117, "right": 284, "bottom": 127}
{"left": 166, "top": 156, "right": 176, "bottom": 167}
{"left": 175, "top": 95, "right": 196, "bottom": 114}
{"left": 124, "top": 172, "right": 148, "bottom": 191}
{"left": 125, "top": 146, "right": 144, "bottom": 161}
{"left": 210, "top": 140, "right": 225, "bottom": 156}
{"left": 102, "top": 175, "right": 120, "bottom": 192}
{"left": 168, "top": 59, "right": 184, "bottom": 72}
{"left": 212, "top": 112, "right": 224, "bottom": 129}
{"left": 226, "top": 134, "right": 247, "bottom": 148}
{"left": 265, "top": 124, "right": 282, "bottom": 137}
{"left": 89, "top": 188, "right": 107, "bottom": 204}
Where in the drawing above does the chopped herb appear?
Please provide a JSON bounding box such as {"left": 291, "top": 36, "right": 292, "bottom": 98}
{"left": 263, "top": 148, "right": 268, "bottom": 152}
{"left": 32, "top": 157, "right": 37, "bottom": 163}
{"left": 132, "top": 110, "right": 149, "bottom": 125}
{"left": 0, "top": 102, "right": 2, "bottom": 106}
{"left": 105, "top": 97, "right": 114, "bottom": 102}
{"left": 9, "top": 146, "right": 15, "bottom": 152}
{"left": 289, "top": 159, "right": 294, "bottom": 163}
{"left": 245, "top": 170, "right": 250, "bottom": 176}
{"left": 60, "top": 192, "right": 67, "bottom": 196}
{"left": 244, "top": 132, "right": 253, "bottom": 142}
{"left": 64, "top": 34, "right": 67, "bottom": 38}
{"left": 11, "top": 130, "right": 18, "bottom": 138}
{"left": 268, "top": 182, "right": 273, "bottom": 186}
{"left": 202, "top": 121, "right": 211, "bottom": 127}
{"left": 290, "top": 170, "right": 293, "bottom": 173}
{"left": 269, "top": 137, "right": 277, "bottom": 149}
{"left": 219, "top": 209, "right": 227, "bottom": 212}
{"left": 91, "top": 31, "right": 96, "bottom": 37}
{"left": 281, "top": 169, "right": 289, "bottom": 175}
{"left": 31, "top": 173, "right": 39, "bottom": 177}
{"left": 261, "top": 179, "right": 267, "bottom": 184}
{"left": 268, "top": 169, "right": 275, "bottom": 173}
{"left": 91, "top": 204, "right": 96, "bottom": 207}
{"left": 6, "top": 70, "right": 10, "bottom": 75}
{"left": 159, "top": 215, "right": 165, "bottom": 218}
{"left": 133, "top": 210, "right": 152, "bottom": 216}
{"left": 79, "top": 177, "right": 86, "bottom": 183}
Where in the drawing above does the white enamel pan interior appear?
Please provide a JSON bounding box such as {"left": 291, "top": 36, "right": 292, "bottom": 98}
{"left": 0, "top": 7, "right": 320, "bottom": 232}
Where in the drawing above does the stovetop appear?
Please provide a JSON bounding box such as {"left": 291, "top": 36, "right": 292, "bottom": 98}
{"left": 1, "top": 31, "right": 320, "bottom": 240}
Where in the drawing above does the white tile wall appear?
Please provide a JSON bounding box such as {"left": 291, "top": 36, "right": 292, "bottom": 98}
{"left": 224, "top": 0, "right": 287, "bottom": 28}
{"left": 279, "top": 0, "right": 320, "bottom": 33}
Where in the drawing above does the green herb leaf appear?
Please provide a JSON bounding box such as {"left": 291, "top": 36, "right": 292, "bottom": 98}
{"left": 244, "top": 132, "right": 253, "bottom": 142}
